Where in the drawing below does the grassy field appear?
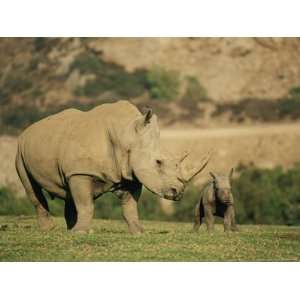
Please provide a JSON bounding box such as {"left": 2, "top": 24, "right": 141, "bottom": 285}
{"left": 0, "top": 216, "right": 299, "bottom": 261}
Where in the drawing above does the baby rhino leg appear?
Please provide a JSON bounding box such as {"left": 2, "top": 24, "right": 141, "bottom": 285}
{"left": 204, "top": 204, "right": 214, "bottom": 233}
{"left": 230, "top": 206, "right": 239, "bottom": 231}
{"left": 193, "top": 201, "right": 202, "bottom": 232}
{"left": 224, "top": 205, "right": 237, "bottom": 232}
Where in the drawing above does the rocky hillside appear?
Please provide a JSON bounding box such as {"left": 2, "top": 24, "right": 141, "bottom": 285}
{"left": 1, "top": 37, "right": 300, "bottom": 133}
{"left": 86, "top": 37, "right": 300, "bottom": 101}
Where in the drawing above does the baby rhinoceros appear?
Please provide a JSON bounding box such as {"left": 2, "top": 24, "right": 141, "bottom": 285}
{"left": 193, "top": 169, "right": 238, "bottom": 233}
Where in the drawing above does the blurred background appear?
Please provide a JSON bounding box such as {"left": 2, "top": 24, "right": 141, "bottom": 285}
{"left": 1, "top": 37, "right": 300, "bottom": 225}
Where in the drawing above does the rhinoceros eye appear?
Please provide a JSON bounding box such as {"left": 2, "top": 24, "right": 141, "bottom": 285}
{"left": 156, "top": 159, "right": 163, "bottom": 167}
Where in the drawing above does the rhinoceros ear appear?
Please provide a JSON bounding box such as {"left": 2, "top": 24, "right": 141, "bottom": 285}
{"left": 229, "top": 168, "right": 234, "bottom": 180}
{"left": 143, "top": 108, "right": 153, "bottom": 125}
{"left": 135, "top": 108, "right": 153, "bottom": 132}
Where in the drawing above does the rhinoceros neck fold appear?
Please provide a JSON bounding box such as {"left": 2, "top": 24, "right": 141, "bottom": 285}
{"left": 106, "top": 126, "right": 133, "bottom": 182}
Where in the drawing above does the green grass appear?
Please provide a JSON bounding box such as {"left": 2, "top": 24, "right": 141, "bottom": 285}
{"left": 0, "top": 216, "right": 299, "bottom": 262}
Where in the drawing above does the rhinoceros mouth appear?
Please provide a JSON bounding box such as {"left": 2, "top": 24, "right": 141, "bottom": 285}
{"left": 163, "top": 192, "right": 183, "bottom": 201}
{"left": 143, "top": 185, "right": 183, "bottom": 201}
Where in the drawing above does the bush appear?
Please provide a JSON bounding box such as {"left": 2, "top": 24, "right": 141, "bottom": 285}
{"left": 93, "top": 188, "right": 166, "bottom": 221}
{"left": 213, "top": 97, "right": 300, "bottom": 122}
{"left": 0, "top": 98, "right": 119, "bottom": 134}
{"left": 0, "top": 90, "right": 9, "bottom": 105}
{"left": 0, "top": 105, "right": 48, "bottom": 134}
{"left": 145, "top": 66, "right": 180, "bottom": 101}
{"left": 278, "top": 97, "right": 300, "bottom": 119}
{"left": 0, "top": 66, "right": 33, "bottom": 115}
{"left": 0, "top": 186, "right": 34, "bottom": 216}
{"left": 28, "top": 56, "right": 40, "bottom": 71}
{"left": 94, "top": 193, "right": 122, "bottom": 219}
{"left": 4, "top": 73, "right": 32, "bottom": 94}
{"left": 181, "top": 76, "right": 208, "bottom": 103}
{"left": 232, "top": 163, "right": 300, "bottom": 225}
{"left": 213, "top": 98, "right": 278, "bottom": 122}
{"left": 172, "top": 184, "right": 200, "bottom": 222}
{"left": 71, "top": 52, "right": 101, "bottom": 74}
{"left": 289, "top": 86, "right": 300, "bottom": 97}
{"left": 170, "top": 164, "right": 300, "bottom": 225}
{"left": 139, "top": 189, "right": 166, "bottom": 220}
{"left": 33, "top": 37, "right": 47, "bottom": 51}
{"left": 0, "top": 186, "right": 65, "bottom": 216}
{"left": 0, "top": 184, "right": 192, "bottom": 222}
{"left": 75, "top": 80, "right": 105, "bottom": 98}
{"left": 177, "top": 76, "right": 208, "bottom": 120}
{"left": 71, "top": 52, "right": 147, "bottom": 98}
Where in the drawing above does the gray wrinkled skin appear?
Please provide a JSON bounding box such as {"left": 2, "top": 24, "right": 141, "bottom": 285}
{"left": 15, "top": 100, "right": 209, "bottom": 234}
{"left": 193, "top": 169, "right": 238, "bottom": 233}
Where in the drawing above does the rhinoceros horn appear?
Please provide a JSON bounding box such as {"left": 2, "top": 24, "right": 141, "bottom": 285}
{"left": 179, "top": 150, "right": 212, "bottom": 183}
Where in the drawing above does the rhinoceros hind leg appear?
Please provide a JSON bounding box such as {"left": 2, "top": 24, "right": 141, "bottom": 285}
{"left": 68, "top": 175, "right": 94, "bottom": 233}
{"left": 15, "top": 154, "right": 55, "bottom": 231}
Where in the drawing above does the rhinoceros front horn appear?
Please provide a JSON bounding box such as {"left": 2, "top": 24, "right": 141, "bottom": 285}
{"left": 179, "top": 151, "right": 212, "bottom": 183}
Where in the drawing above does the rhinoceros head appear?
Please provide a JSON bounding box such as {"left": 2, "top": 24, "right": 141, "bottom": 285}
{"left": 127, "top": 108, "right": 210, "bottom": 201}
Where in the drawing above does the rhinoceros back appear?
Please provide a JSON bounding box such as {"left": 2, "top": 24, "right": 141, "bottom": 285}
{"left": 18, "top": 101, "right": 140, "bottom": 193}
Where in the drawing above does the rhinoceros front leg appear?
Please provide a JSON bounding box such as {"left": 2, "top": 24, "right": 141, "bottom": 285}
{"left": 121, "top": 195, "right": 144, "bottom": 234}
{"left": 68, "top": 175, "right": 94, "bottom": 233}
{"left": 116, "top": 182, "right": 143, "bottom": 234}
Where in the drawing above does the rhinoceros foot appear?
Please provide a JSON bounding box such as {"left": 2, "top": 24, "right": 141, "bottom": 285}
{"left": 128, "top": 221, "right": 144, "bottom": 235}
{"left": 38, "top": 217, "right": 56, "bottom": 232}
{"left": 71, "top": 227, "right": 94, "bottom": 234}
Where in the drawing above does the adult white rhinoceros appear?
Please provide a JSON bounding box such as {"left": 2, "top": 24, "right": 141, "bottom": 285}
{"left": 16, "top": 100, "right": 210, "bottom": 234}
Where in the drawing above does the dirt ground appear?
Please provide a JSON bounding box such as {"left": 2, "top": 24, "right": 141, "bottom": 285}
{"left": 1, "top": 123, "right": 300, "bottom": 193}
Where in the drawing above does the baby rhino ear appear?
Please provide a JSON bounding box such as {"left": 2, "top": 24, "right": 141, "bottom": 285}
{"left": 229, "top": 168, "right": 234, "bottom": 180}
